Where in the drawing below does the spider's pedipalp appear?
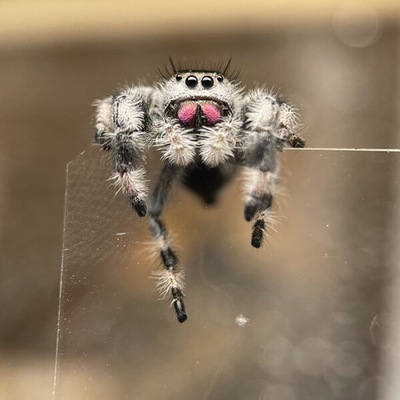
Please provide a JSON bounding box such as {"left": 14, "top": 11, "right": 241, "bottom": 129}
{"left": 198, "top": 116, "right": 242, "bottom": 167}
{"left": 154, "top": 118, "right": 196, "bottom": 167}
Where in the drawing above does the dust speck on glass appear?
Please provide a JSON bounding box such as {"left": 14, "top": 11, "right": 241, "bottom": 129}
{"left": 93, "top": 58, "right": 305, "bottom": 323}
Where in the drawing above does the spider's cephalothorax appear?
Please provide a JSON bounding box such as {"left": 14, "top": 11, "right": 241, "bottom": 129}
{"left": 94, "top": 59, "right": 305, "bottom": 323}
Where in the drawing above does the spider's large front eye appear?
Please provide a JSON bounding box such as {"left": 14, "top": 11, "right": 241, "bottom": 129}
{"left": 201, "top": 76, "right": 214, "bottom": 89}
{"left": 185, "top": 75, "right": 198, "bottom": 89}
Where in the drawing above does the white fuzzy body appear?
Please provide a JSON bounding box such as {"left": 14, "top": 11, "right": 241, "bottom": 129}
{"left": 93, "top": 64, "right": 304, "bottom": 322}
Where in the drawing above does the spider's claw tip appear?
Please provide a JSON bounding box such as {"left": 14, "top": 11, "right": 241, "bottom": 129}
{"left": 291, "top": 137, "right": 306, "bottom": 148}
{"left": 177, "top": 312, "right": 188, "bottom": 323}
{"left": 172, "top": 291, "right": 187, "bottom": 323}
{"left": 251, "top": 220, "right": 265, "bottom": 248}
{"left": 244, "top": 202, "right": 257, "bottom": 221}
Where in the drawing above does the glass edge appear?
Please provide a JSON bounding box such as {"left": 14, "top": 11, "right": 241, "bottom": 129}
{"left": 53, "top": 161, "right": 72, "bottom": 400}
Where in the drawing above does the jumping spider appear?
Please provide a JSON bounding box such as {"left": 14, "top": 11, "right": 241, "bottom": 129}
{"left": 94, "top": 59, "right": 305, "bottom": 323}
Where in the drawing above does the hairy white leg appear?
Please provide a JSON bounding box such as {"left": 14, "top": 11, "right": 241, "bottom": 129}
{"left": 242, "top": 165, "right": 280, "bottom": 247}
{"left": 244, "top": 88, "right": 304, "bottom": 148}
{"left": 94, "top": 86, "right": 155, "bottom": 216}
{"left": 241, "top": 89, "right": 286, "bottom": 247}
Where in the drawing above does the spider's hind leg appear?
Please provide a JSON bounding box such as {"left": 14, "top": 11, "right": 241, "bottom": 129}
{"left": 149, "top": 163, "right": 187, "bottom": 323}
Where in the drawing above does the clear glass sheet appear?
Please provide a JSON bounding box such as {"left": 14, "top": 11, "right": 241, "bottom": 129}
{"left": 54, "top": 146, "right": 400, "bottom": 400}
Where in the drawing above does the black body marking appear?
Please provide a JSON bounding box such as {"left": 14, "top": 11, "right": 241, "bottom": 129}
{"left": 182, "top": 163, "right": 234, "bottom": 205}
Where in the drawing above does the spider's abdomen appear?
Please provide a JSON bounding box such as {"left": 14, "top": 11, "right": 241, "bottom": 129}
{"left": 182, "top": 163, "right": 236, "bottom": 205}
{"left": 177, "top": 101, "right": 221, "bottom": 128}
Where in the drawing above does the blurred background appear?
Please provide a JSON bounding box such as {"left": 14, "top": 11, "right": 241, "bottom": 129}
{"left": 0, "top": 0, "right": 400, "bottom": 399}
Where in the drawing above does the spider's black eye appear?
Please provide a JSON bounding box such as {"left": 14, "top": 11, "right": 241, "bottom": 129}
{"left": 185, "top": 75, "right": 198, "bottom": 89}
{"left": 176, "top": 74, "right": 182, "bottom": 81}
{"left": 201, "top": 76, "right": 214, "bottom": 89}
{"left": 217, "top": 75, "right": 224, "bottom": 82}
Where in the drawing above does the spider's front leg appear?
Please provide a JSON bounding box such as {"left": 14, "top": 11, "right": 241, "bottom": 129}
{"left": 241, "top": 89, "right": 304, "bottom": 248}
{"left": 148, "top": 163, "right": 187, "bottom": 323}
{"left": 94, "top": 87, "right": 154, "bottom": 217}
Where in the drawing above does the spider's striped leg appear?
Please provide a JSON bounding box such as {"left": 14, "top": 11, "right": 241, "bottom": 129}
{"left": 241, "top": 89, "right": 302, "bottom": 247}
{"left": 95, "top": 129, "right": 148, "bottom": 217}
{"left": 274, "top": 99, "right": 305, "bottom": 149}
{"left": 110, "top": 131, "right": 148, "bottom": 217}
{"left": 242, "top": 136, "right": 280, "bottom": 248}
{"left": 149, "top": 163, "right": 187, "bottom": 323}
{"left": 94, "top": 90, "right": 152, "bottom": 217}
